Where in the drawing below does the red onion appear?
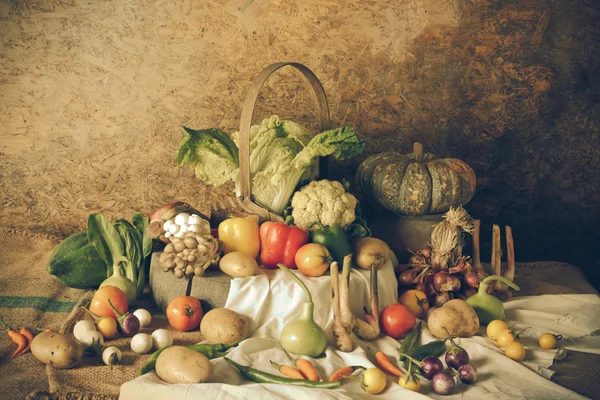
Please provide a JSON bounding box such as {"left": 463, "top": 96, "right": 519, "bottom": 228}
{"left": 464, "top": 271, "right": 480, "bottom": 288}
{"left": 434, "top": 272, "right": 461, "bottom": 292}
{"left": 398, "top": 268, "right": 418, "bottom": 287}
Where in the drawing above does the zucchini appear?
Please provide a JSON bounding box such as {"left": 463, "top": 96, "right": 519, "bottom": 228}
{"left": 46, "top": 232, "right": 108, "bottom": 289}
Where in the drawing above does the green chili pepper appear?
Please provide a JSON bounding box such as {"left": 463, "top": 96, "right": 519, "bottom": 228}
{"left": 225, "top": 358, "right": 342, "bottom": 389}
{"left": 309, "top": 222, "right": 351, "bottom": 264}
{"left": 139, "top": 338, "right": 246, "bottom": 375}
{"left": 398, "top": 321, "right": 421, "bottom": 363}
{"left": 403, "top": 340, "right": 446, "bottom": 373}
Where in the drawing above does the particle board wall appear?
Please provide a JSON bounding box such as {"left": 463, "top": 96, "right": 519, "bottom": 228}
{"left": 0, "top": 0, "right": 459, "bottom": 232}
{"left": 1, "top": 0, "right": 600, "bottom": 288}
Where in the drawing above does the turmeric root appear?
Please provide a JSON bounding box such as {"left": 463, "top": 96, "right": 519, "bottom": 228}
{"left": 331, "top": 255, "right": 380, "bottom": 352}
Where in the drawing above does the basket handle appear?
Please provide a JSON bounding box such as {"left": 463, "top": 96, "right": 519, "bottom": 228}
{"left": 238, "top": 62, "right": 331, "bottom": 200}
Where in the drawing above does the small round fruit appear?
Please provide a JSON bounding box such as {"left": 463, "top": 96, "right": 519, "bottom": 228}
{"left": 505, "top": 341, "right": 526, "bottom": 361}
{"left": 380, "top": 304, "right": 416, "bottom": 339}
{"left": 133, "top": 309, "right": 152, "bottom": 328}
{"left": 90, "top": 286, "right": 128, "bottom": 319}
{"left": 486, "top": 320, "right": 510, "bottom": 340}
{"left": 151, "top": 328, "right": 174, "bottom": 350}
{"left": 362, "top": 368, "right": 386, "bottom": 394}
{"left": 398, "top": 373, "right": 421, "bottom": 392}
{"left": 398, "top": 289, "right": 429, "bottom": 319}
{"left": 131, "top": 333, "right": 154, "bottom": 354}
{"left": 539, "top": 333, "right": 561, "bottom": 350}
{"left": 294, "top": 243, "right": 333, "bottom": 277}
{"left": 496, "top": 330, "right": 516, "bottom": 347}
{"left": 166, "top": 296, "right": 203, "bottom": 331}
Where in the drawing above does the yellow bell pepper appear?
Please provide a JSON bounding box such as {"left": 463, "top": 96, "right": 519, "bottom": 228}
{"left": 218, "top": 216, "right": 261, "bottom": 259}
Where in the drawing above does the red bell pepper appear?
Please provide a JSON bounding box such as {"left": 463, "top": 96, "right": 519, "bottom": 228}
{"left": 259, "top": 222, "right": 309, "bottom": 269}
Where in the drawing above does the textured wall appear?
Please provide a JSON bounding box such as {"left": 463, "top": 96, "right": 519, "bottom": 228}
{"left": 0, "top": 0, "right": 459, "bottom": 229}
{"left": 1, "top": 0, "right": 599, "bottom": 287}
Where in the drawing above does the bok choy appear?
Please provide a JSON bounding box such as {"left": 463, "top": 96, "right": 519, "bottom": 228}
{"left": 87, "top": 212, "right": 151, "bottom": 299}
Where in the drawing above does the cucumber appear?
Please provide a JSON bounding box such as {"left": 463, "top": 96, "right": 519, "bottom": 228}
{"left": 46, "top": 231, "right": 108, "bottom": 289}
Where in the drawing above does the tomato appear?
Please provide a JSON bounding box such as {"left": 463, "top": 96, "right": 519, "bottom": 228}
{"left": 505, "top": 341, "right": 526, "bottom": 361}
{"left": 539, "top": 333, "right": 561, "bottom": 350}
{"left": 380, "top": 304, "right": 416, "bottom": 339}
{"left": 361, "top": 368, "right": 386, "bottom": 394}
{"left": 398, "top": 289, "right": 429, "bottom": 319}
{"left": 294, "top": 243, "right": 333, "bottom": 277}
{"left": 166, "top": 296, "right": 203, "bottom": 331}
{"left": 398, "top": 373, "right": 421, "bottom": 392}
{"left": 90, "top": 286, "right": 128, "bottom": 319}
{"left": 486, "top": 320, "right": 510, "bottom": 340}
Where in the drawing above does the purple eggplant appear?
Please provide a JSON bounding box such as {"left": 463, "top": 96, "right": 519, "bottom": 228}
{"left": 420, "top": 356, "right": 444, "bottom": 380}
{"left": 108, "top": 298, "right": 140, "bottom": 337}
{"left": 445, "top": 335, "right": 470, "bottom": 369}
{"left": 458, "top": 363, "right": 478, "bottom": 384}
{"left": 432, "top": 371, "right": 456, "bottom": 395}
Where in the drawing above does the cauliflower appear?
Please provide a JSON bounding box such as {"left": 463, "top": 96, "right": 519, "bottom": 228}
{"left": 291, "top": 180, "right": 358, "bottom": 229}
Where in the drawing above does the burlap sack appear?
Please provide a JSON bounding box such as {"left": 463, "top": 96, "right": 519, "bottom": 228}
{"left": 0, "top": 226, "right": 598, "bottom": 400}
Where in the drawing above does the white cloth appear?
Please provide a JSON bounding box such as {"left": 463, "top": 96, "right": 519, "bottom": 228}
{"left": 120, "top": 260, "right": 600, "bottom": 400}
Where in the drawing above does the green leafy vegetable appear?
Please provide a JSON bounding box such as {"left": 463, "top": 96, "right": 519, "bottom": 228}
{"left": 87, "top": 214, "right": 125, "bottom": 276}
{"left": 86, "top": 213, "right": 151, "bottom": 299}
{"left": 176, "top": 127, "right": 239, "bottom": 186}
{"left": 114, "top": 220, "right": 141, "bottom": 283}
{"left": 132, "top": 212, "right": 152, "bottom": 258}
{"left": 176, "top": 116, "right": 365, "bottom": 216}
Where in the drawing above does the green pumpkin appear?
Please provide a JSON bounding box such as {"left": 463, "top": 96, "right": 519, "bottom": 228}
{"left": 356, "top": 143, "right": 476, "bottom": 216}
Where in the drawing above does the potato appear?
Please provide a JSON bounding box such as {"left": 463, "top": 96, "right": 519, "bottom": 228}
{"left": 427, "top": 299, "right": 480, "bottom": 339}
{"left": 219, "top": 252, "right": 258, "bottom": 278}
{"left": 155, "top": 346, "right": 213, "bottom": 384}
{"left": 200, "top": 308, "right": 250, "bottom": 344}
{"left": 353, "top": 237, "right": 390, "bottom": 270}
{"left": 30, "top": 331, "right": 83, "bottom": 369}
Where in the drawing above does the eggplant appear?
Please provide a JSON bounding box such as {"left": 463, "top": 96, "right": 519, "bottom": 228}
{"left": 108, "top": 299, "right": 140, "bottom": 337}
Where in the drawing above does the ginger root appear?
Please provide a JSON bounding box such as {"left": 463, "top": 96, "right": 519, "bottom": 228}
{"left": 330, "top": 255, "right": 380, "bottom": 352}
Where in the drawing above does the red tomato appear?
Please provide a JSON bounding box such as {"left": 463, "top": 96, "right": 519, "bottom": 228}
{"left": 166, "top": 296, "right": 203, "bottom": 331}
{"left": 90, "top": 286, "right": 129, "bottom": 319}
{"left": 294, "top": 243, "right": 333, "bottom": 277}
{"left": 380, "top": 304, "right": 416, "bottom": 339}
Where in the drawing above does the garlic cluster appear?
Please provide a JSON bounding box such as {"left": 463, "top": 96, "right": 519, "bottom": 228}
{"left": 163, "top": 213, "right": 211, "bottom": 240}
{"left": 159, "top": 232, "right": 222, "bottom": 278}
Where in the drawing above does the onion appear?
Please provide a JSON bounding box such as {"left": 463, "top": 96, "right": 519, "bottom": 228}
{"left": 464, "top": 272, "right": 480, "bottom": 288}
{"left": 398, "top": 268, "right": 418, "bottom": 287}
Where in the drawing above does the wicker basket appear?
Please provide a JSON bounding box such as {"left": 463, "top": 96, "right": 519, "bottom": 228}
{"left": 210, "top": 62, "right": 331, "bottom": 225}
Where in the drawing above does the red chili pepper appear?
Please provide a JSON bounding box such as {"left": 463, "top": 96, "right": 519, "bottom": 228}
{"left": 259, "top": 222, "right": 309, "bottom": 269}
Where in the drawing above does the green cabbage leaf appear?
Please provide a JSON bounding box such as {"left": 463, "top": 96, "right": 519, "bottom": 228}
{"left": 176, "top": 116, "right": 364, "bottom": 216}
